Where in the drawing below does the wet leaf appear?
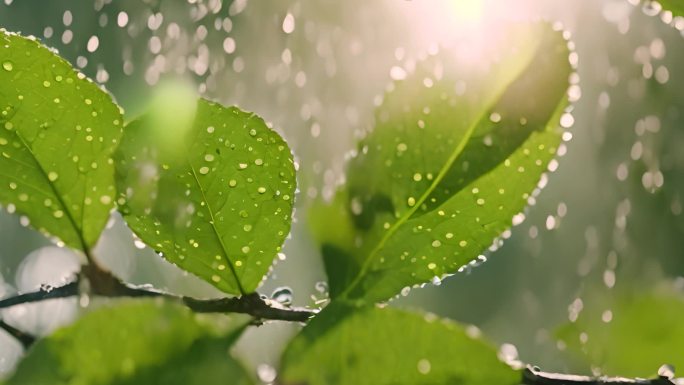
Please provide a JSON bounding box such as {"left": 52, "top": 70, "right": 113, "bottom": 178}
{"left": 4, "top": 300, "right": 253, "bottom": 385}
{"left": 0, "top": 30, "right": 123, "bottom": 250}
{"left": 115, "top": 99, "right": 296, "bottom": 295}
{"left": 652, "top": 0, "right": 684, "bottom": 17}
{"left": 556, "top": 289, "right": 684, "bottom": 377}
{"left": 280, "top": 303, "right": 519, "bottom": 385}
{"left": 310, "top": 23, "right": 573, "bottom": 303}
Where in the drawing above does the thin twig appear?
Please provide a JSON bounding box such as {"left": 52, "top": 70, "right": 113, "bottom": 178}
{"left": 0, "top": 319, "right": 35, "bottom": 348}
{"left": 522, "top": 366, "right": 678, "bottom": 385}
{"left": 0, "top": 281, "right": 79, "bottom": 309}
{"left": 0, "top": 267, "right": 315, "bottom": 324}
{"left": 111, "top": 284, "right": 315, "bottom": 322}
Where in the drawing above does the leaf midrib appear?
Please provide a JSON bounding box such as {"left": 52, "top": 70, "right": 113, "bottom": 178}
{"left": 339, "top": 45, "right": 543, "bottom": 300}
{"left": 186, "top": 155, "right": 247, "bottom": 295}
{"left": 13, "top": 130, "right": 89, "bottom": 253}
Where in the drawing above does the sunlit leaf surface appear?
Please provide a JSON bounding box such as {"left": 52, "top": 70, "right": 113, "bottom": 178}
{"left": 556, "top": 289, "right": 684, "bottom": 377}
{"left": 310, "top": 23, "right": 573, "bottom": 303}
{"left": 280, "top": 303, "right": 519, "bottom": 385}
{"left": 0, "top": 30, "right": 123, "bottom": 250}
{"left": 4, "top": 300, "right": 252, "bottom": 385}
{"left": 115, "top": 99, "right": 296, "bottom": 295}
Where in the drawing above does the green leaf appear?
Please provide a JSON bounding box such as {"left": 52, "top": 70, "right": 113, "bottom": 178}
{"left": 280, "top": 303, "right": 519, "bottom": 385}
{"left": 310, "top": 23, "right": 573, "bottom": 303}
{"left": 0, "top": 30, "right": 123, "bottom": 250}
{"left": 4, "top": 300, "right": 253, "bottom": 385}
{"left": 556, "top": 289, "right": 684, "bottom": 377}
{"left": 115, "top": 99, "right": 296, "bottom": 295}
{"left": 650, "top": 0, "right": 684, "bottom": 17}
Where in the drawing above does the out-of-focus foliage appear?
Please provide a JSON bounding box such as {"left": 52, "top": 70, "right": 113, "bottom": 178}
{"left": 556, "top": 286, "right": 684, "bottom": 377}
{"left": 4, "top": 300, "right": 252, "bottom": 385}
{"left": 115, "top": 99, "right": 296, "bottom": 295}
{"left": 0, "top": 30, "right": 122, "bottom": 251}
{"left": 310, "top": 23, "right": 572, "bottom": 304}
{"left": 280, "top": 303, "right": 519, "bottom": 385}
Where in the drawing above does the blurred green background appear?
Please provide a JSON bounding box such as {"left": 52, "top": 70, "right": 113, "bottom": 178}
{"left": 1, "top": 0, "right": 684, "bottom": 381}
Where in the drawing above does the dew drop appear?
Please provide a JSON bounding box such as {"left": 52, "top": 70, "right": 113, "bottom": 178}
{"left": 241, "top": 245, "right": 250, "bottom": 253}
{"left": 47, "top": 171, "right": 59, "bottom": 182}
{"left": 314, "top": 281, "right": 328, "bottom": 293}
{"left": 2, "top": 61, "right": 13, "bottom": 72}
{"left": 199, "top": 166, "right": 210, "bottom": 175}
{"left": 257, "top": 186, "right": 266, "bottom": 194}
{"left": 257, "top": 364, "right": 277, "bottom": 383}
{"left": 271, "top": 286, "right": 293, "bottom": 305}
{"left": 211, "top": 275, "right": 221, "bottom": 283}
{"left": 431, "top": 240, "right": 441, "bottom": 248}
{"left": 229, "top": 179, "right": 237, "bottom": 187}
{"left": 417, "top": 359, "right": 431, "bottom": 374}
{"left": 658, "top": 364, "right": 675, "bottom": 379}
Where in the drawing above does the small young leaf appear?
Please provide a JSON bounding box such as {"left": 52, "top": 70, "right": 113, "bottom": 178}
{"left": 4, "top": 300, "right": 253, "bottom": 385}
{"left": 115, "top": 99, "right": 296, "bottom": 295}
{"left": 310, "top": 23, "right": 573, "bottom": 303}
{"left": 556, "top": 289, "right": 684, "bottom": 377}
{"left": 0, "top": 30, "right": 123, "bottom": 250}
{"left": 280, "top": 303, "right": 519, "bottom": 385}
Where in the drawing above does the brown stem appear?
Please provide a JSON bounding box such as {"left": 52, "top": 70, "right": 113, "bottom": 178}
{"left": 0, "top": 266, "right": 315, "bottom": 323}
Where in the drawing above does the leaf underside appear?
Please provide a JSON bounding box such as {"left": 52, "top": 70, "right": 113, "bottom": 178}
{"left": 4, "top": 300, "right": 253, "bottom": 385}
{"left": 0, "top": 30, "right": 123, "bottom": 251}
{"left": 115, "top": 99, "right": 296, "bottom": 295}
{"left": 310, "top": 23, "right": 573, "bottom": 303}
{"left": 280, "top": 303, "right": 519, "bottom": 385}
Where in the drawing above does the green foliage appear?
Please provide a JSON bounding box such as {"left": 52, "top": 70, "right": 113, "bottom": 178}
{"left": 556, "top": 288, "right": 684, "bottom": 377}
{"left": 4, "top": 300, "right": 252, "bottom": 385}
{"left": 0, "top": 30, "right": 123, "bottom": 251}
{"left": 654, "top": 0, "right": 684, "bottom": 17}
{"left": 310, "top": 24, "right": 572, "bottom": 303}
{"left": 0, "top": 20, "right": 575, "bottom": 385}
{"left": 114, "top": 99, "right": 296, "bottom": 295}
{"left": 280, "top": 303, "right": 519, "bottom": 385}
